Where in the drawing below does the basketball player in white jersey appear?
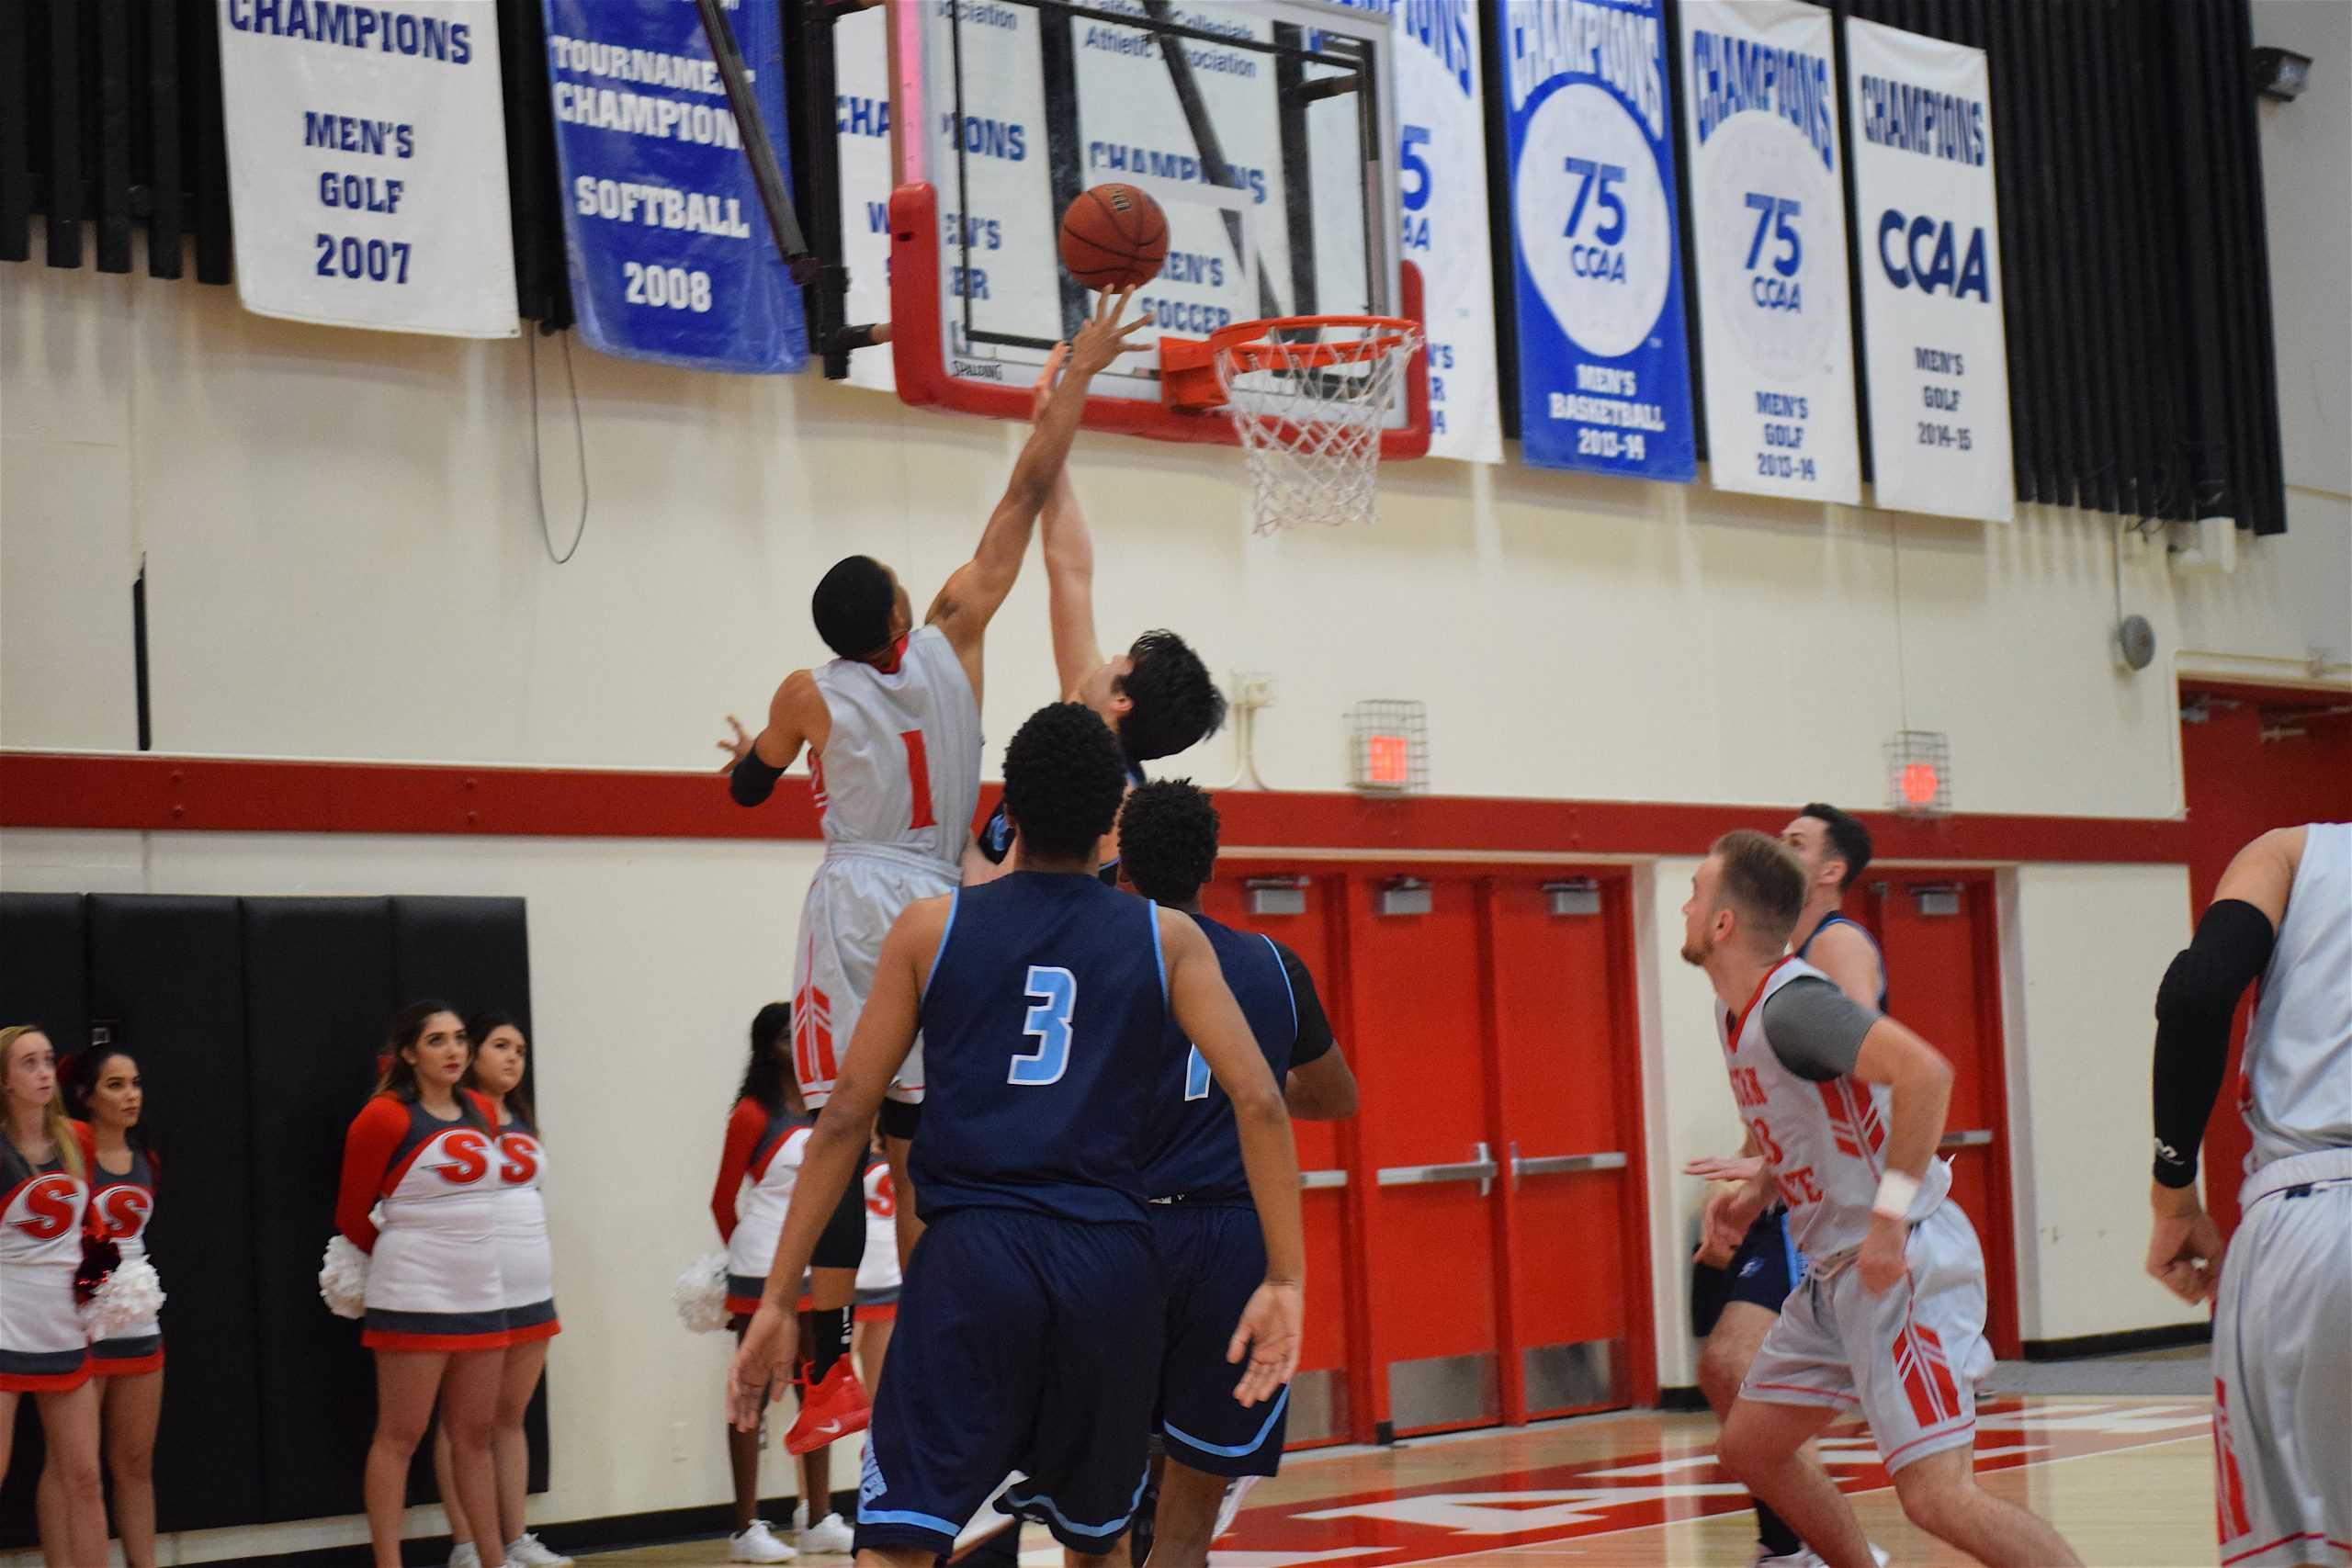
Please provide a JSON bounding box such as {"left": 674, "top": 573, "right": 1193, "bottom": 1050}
{"left": 718, "top": 290, "right": 1148, "bottom": 1311}
{"left": 2143, "top": 823, "right": 2349, "bottom": 1568}
{"left": 1690, "top": 804, "right": 1887, "bottom": 1568}
{"left": 1687, "top": 831, "right": 2079, "bottom": 1568}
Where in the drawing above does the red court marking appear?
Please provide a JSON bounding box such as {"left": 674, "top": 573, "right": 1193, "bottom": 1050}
{"left": 1222, "top": 1398, "right": 2211, "bottom": 1566}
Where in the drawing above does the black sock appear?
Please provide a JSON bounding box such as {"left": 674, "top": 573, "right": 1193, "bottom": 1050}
{"left": 1756, "top": 1496, "right": 1803, "bottom": 1557}
{"left": 801, "top": 1306, "right": 852, "bottom": 1383}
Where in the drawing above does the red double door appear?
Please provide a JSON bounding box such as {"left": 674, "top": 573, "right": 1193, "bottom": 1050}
{"left": 1199, "top": 864, "right": 1653, "bottom": 1443}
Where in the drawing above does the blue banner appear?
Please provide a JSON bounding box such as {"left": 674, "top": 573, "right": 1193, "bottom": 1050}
{"left": 543, "top": 0, "right": 805, "bottom": 372}
{"left": 1495, "top": 0, "right": 1694, "bottom": 478}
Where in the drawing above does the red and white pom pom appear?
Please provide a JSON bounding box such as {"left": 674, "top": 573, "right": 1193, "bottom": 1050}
{"left": 320, "top": 1235, "right": 370, "bottom": 1320}
{"left": 674, "top": 1251, "right": 729, "bottom": 1334}
{"left": 78, "top": 1258, "right": 166, "bottom": 1340}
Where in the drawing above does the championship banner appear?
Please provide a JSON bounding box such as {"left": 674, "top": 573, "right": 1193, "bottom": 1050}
{"left": 1679, "top": 0, "right": 1859, "bottom": 502}
{"left": 544, "top": 0, "right": 807, "bottom": 372}
{"left": 217, "top": 0, "right": 516, "bottom": 337}
{"left": 834, "top": 4, "right": 896, "bottom": 392}
{"left": 1845, "top": 18, "right": 2014, "bottom": 521}
{"left": 1496, "top": 0, "right": 1694, "bottom": 479}
{"left": 1332, "top": 0, "right": 1502, "bottom": 463}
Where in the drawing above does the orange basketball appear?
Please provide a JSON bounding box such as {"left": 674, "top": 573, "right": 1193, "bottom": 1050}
{"left": 1057, "top": 184, "right": 1170, "bottom": 291}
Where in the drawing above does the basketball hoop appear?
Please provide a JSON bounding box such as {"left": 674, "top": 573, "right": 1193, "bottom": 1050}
{"left": 1163, "top": 315, "right": 1422, "bottom": 535}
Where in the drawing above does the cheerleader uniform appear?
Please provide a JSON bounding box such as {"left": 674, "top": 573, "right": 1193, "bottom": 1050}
{"left": 853, "top": 1158, "right": 899, "bottom": 1324}
{"left": 0, "top": 1125, "right": 95, "bottom": 1393}
{"left": 88, "top": 1145, "right": 164, "bottom": 1376}
{"left": 338, "top": 1092, "right": 508, "bottom": 1352}
{"left": 493, "top": 1105, "right": 560, "bottom": 1344}
{"left": 712, "top": 1099, "right": 815, "bottom": 1317}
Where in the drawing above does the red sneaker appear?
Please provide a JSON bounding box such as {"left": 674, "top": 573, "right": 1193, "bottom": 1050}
{"left": 784, "top": 1359, "right": 870, "bottom": 1455}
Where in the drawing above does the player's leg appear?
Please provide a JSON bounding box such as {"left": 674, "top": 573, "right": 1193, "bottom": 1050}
{"left": 1698, "top": 1205, "right": 1821, "bottom": 1563}
{"left": 1717, "top": 1272, "right": 1873, "bottom": 1568}
{"left": 854, "top": 1301, "right": 895, "bottom": 1396}
{"left": 851, "top": 1211, "right": 1039, "bottom": 1565}
{"left": 1148, "top": 1207, "right": 1285, "bottom": 1568}
{"left": 1002, "top": 1218, "right": 1165, "bottom": 1568}
{"left": 2212, "top": 1170, "right": 2352, "bottom": 1568}
{"left": 1718, "top": 1398, "right": 1871, "bottom": 1568}
{"left": 1886, "top": 1446, "right": 2080, "bottom": 1567}
{"left": 1848, "top": 1207, "right": 2077, "bottom": 1566}
{"left": 879, "top": 1097, "right": 926, "bottom": 1269}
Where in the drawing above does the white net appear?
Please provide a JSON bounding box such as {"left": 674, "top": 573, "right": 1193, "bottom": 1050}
{"left": 1215, "top": 318, "right": 1421, "bottom": 536}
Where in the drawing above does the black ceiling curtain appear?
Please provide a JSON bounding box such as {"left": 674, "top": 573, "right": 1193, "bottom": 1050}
{"left": 0, "top": 0, "right": 572, "bottom": 325}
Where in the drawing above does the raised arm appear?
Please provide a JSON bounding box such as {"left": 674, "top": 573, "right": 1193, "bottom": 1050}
{"left": 718, "top": 668, "right": 831, "bottom": 807}
{"left": 1162, "top": 908, "right": 1304, "bottom": 1405}
{"left": 726, "top": 900, "right": 938, "bottom": 1428}
{"left": 2143, "top": 825, "right": 2301, "bottom": 1303}
{"left": 1040, "top": 453, "right": 1106, "bottom": 700}
{"left": 926, "top": 292, "right": 1150, "bottom": 692}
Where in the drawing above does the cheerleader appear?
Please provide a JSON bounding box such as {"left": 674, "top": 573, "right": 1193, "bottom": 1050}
{"left": 37, "top": 1045, "right": 164, "bottom": 1568}
{"left": 710, "top": 1004, "right": 859, "bottom": 1562}
{"left": 432, "top": 1011, "right": 571, "bottom": 1568}
{"left": 337, "top": 1002, "right": 508, "bottom": 1568}
{"left": 0, "top": 1025, "right": 106, "bottom": 1568}
{"left": 852, "top": 1133, "right": 899, "bottom": 1397}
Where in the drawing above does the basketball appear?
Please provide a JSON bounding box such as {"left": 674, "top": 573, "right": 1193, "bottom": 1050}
{"left": 1058, "top": 183, "right": 1170, "bottom": 291}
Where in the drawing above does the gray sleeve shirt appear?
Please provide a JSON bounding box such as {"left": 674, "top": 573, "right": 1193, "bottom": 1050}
{"left": 1760, "top": 976, "right": 1883, "bottom": 1082}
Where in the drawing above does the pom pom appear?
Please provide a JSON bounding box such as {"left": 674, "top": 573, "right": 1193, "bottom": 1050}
{"left": 75, "top": 1235, "right": 123, "bottom": 1305}
{"left": 80, "top": 1258, "right": 166, "bottom": 1340}
{"left": 675, "top": 1251, "right": 729, "bottom": 1334}
{"left": 320, "top": 1235, "right": 370, "bottom": 1320}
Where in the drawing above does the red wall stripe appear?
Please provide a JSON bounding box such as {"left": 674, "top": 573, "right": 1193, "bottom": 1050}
{"left": 0, "top": 750, "right": 2190, "bottom": 863}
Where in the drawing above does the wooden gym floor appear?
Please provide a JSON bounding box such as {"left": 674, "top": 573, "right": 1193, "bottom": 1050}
{"left": 590, "top": 1393, "right": 2217, "bottom": 1566}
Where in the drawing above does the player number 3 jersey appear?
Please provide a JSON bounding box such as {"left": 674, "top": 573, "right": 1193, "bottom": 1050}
{"left": 1719, "top": 956, "right": 1951, "bottom": 1263}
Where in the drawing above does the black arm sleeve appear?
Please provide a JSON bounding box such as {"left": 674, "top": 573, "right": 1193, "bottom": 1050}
{"left": 729, "top": 750, "right": 783, "bottom": 807}
{"left": 1272, "top": 940, "right": 1338, "bottom": 1066}
{"left": 2152, "top": 898, "right": 2276, "bottom": 1188}
{"left": 1758, "top": 978, "right": 1881, "bottom": 1083}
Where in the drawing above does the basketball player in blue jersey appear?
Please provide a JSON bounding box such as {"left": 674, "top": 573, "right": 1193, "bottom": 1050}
{"left": 2142, "top": 824, "right": 2348, "bottom": 1568}
{"left": 729, "top": 704, "right": 1306, "bottom": 1568}
{"left": 1690, "top": 804, "right": 1885, "bottom": 1568}
{"left": 1114, "top": 781, "right": 1356, "bottom": 1566}
{"left": 966, "top": 352, "right": 1227, "bottom": 886}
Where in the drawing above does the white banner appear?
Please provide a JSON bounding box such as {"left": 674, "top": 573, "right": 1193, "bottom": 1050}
{"left": 1679, "top": 0, "right": 1858, "bottom": 502}
{"left": 835, "top": 2, "right": 896, "bottom": 392}
{"left": 1374, "top": 0, "right": 1501, "bottom": 463}
{"left": 217, "top": 0, "right": 517, "bottom": 337}
{"left": 1846, "top": 17, "right": 2013, "bottom": 521}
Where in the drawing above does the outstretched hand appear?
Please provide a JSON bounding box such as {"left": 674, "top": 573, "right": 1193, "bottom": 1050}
{"left": 1031, "top": 341, "right": 1071, "bottom": 419}
{"left": 715, "top": 715, "right": 753, "bottom": 773}
{"left": 1227, "top": 1279, "right": 1303, "bottom": 1408}
{"left": 1066, "top": 287, "right": 1153, "bottom": 379}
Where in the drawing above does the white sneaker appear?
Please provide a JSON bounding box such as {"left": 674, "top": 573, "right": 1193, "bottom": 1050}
{"left": 448, "top": 1545, "right": 481, "bottom": 1568}
{"left": 506, "top": 1533, "right": 574, "bottom": 1568}
{"left": 729, "top": 1519, "right": 800, "bottom": 1562}
{"left": 1750, "top": 1546, "right": 1889, "bottom": 1568}
{"left": 793, "top": 1502, "right": 856, "bottom": 1552}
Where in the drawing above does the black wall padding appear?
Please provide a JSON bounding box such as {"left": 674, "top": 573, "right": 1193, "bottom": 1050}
{"left": 243, "top": 897, "right": 398, "bottom": 1524}
{"left": 85, "top": 896, "right": 266, "bottom": 1533}
{"left": 5, "top": 0, "right": 571, "bottom": 323}
{"left": 0, "top": 892, "right": 87, "bottom": 1045}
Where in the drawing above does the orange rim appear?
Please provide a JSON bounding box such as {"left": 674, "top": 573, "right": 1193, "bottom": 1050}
{"left": 1210, "top": 315, "right": 1419, "bottom": 375}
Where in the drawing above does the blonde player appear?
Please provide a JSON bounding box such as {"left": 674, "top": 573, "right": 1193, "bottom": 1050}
{"left": 718, "top": 292, "right": 1148, "bottom": 1282}
{"left": 1684, "top": 832, "right": 2078, "bottom": 1568}
{"left": 2143, "top": 823, "right": 2348, "bottom": 1568}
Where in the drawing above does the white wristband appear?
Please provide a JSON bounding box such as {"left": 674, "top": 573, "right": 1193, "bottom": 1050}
{"left": 1872, "top": 1170, "right": 1920, "bottom": 1219}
